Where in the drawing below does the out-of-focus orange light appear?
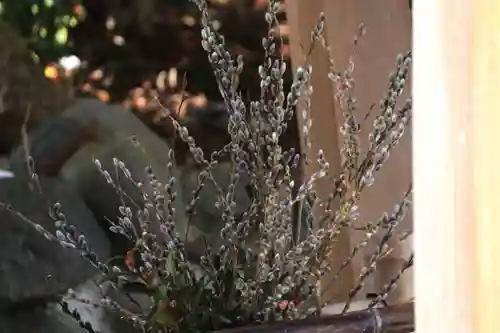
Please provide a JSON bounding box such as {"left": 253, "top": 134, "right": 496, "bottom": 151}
{"left": 96, "top": 89, "right": 110, "bottom": 102}
{"left": 135, "top": 96, "right": 148, "bottom": 109}
{"left": 255, "top": 0, "right": 268, "bottom": 9}
{"left": 44, "top": 64, "right": 59, "bottom": 80}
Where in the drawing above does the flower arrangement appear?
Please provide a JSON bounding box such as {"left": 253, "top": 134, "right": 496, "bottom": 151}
{"left": 11, "top": 0, "right": 413, "bottom": 332}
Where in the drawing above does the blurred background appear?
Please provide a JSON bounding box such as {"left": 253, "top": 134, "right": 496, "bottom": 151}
{"left": 0, "top": 0, "right": 300, "bottom": 164}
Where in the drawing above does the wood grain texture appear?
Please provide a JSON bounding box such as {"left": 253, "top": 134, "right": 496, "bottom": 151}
{"left": 414, "top": 0, "right": 500, "bottom": 332}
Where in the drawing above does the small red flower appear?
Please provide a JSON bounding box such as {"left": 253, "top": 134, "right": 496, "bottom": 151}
{"left": 125, "top": 250, "right": 135, "bottom": 268}
{"left": 278, "top": 300, "right": 288, "bottom": 310}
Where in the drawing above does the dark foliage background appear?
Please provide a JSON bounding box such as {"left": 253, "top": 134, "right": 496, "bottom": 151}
{"left": 0, "top": 0, "right": 292, "bottom": 103}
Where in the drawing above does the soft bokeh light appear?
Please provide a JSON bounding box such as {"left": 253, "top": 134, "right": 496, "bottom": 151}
{"left": 0, "top": 169, "right": 14, "bottom": 179}
{"left": 44, "top": 64, "right": 59, "bottom": 79}
{"left": 59, "top": 55, "right": 81, "bottom": 71}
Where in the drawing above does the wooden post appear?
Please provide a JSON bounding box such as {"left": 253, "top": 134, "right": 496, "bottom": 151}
{"left": 284, "top": 0, "right": 354, "bottom": 302}
{"left": 414, "top": 0, "right": 500, "bottom": 332}
{"left": 285, "top": 0, "right": 413, "bottom": 304}
{"left": 472, "top": 2, "right": 500, "bottom": 331}
{"left": 321, "top": 0, "right": 412, "bottom": 304}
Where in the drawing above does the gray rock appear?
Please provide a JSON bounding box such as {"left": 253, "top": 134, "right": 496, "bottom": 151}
{"left": 0, "top": 305, "right": 88, "bottom": 333}
{"left": 8, "top": 115, "right": 98, "bottom": 179}
{"left": 0, "top": 176, "right": 110, "bottom": 309}
{"left": 57, "top": 99, "right": 189, "bottom": 254}
{"left": 8, "top": 98, "right": 189, "bottom": 255}
{"left": 62, "top": 98, "right": 179, "bottom": 163}
{"left": 0, "top": 280, "right": 140, "bottom": 333}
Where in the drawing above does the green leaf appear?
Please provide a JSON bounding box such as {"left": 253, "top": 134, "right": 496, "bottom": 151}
{"left": 150, "top": 308, "right": 179, "bottom": 329}
{"left": 154, "top": 284, "right": 170, "bottom": 303}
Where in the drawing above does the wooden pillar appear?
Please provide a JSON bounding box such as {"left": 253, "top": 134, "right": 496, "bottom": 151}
{"left": 414, "top": 0, "right": 500, "bottom": 332}
{"left": 472, "top": 1, "right": 500, "bottom": 330}
{"left": 285, "top": 0, "right": 412, "bottom": 304}
{"left": 285, "top": 0, "right": 354, "bottom": 302}
{"left": 322, "top": 0, "right": 412, "bottom": 304}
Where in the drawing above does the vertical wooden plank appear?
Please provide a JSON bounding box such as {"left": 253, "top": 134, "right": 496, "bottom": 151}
{"left": 284, "top": 0, "right": 354, "bottom": 302}
{"left": 321, "top": 0, "right": 413, "bottom": 303}
{"left": 472, "top": 0, "right": 500, "bottom": 332}
{"left": 415, "top": 0, "right": 500, "bottom": 330}
{"left": 413, "top": 0, "right": 474, "bottom": 332}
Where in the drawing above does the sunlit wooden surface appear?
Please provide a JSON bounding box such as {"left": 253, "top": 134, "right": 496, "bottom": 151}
{"left": 286, "top": 0, "right": 412, "bottom": 304}
{"left": 471, "top": 0, "right": 500, "bottom": 332}
{"left": 285, "top": 0, "right": 354, "bottom": 303}
{"left": 414, "top": 0, "right": 500, "bottom": 332}
{"left": 321, "top": 0, "right": 412, "bottom": 304}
